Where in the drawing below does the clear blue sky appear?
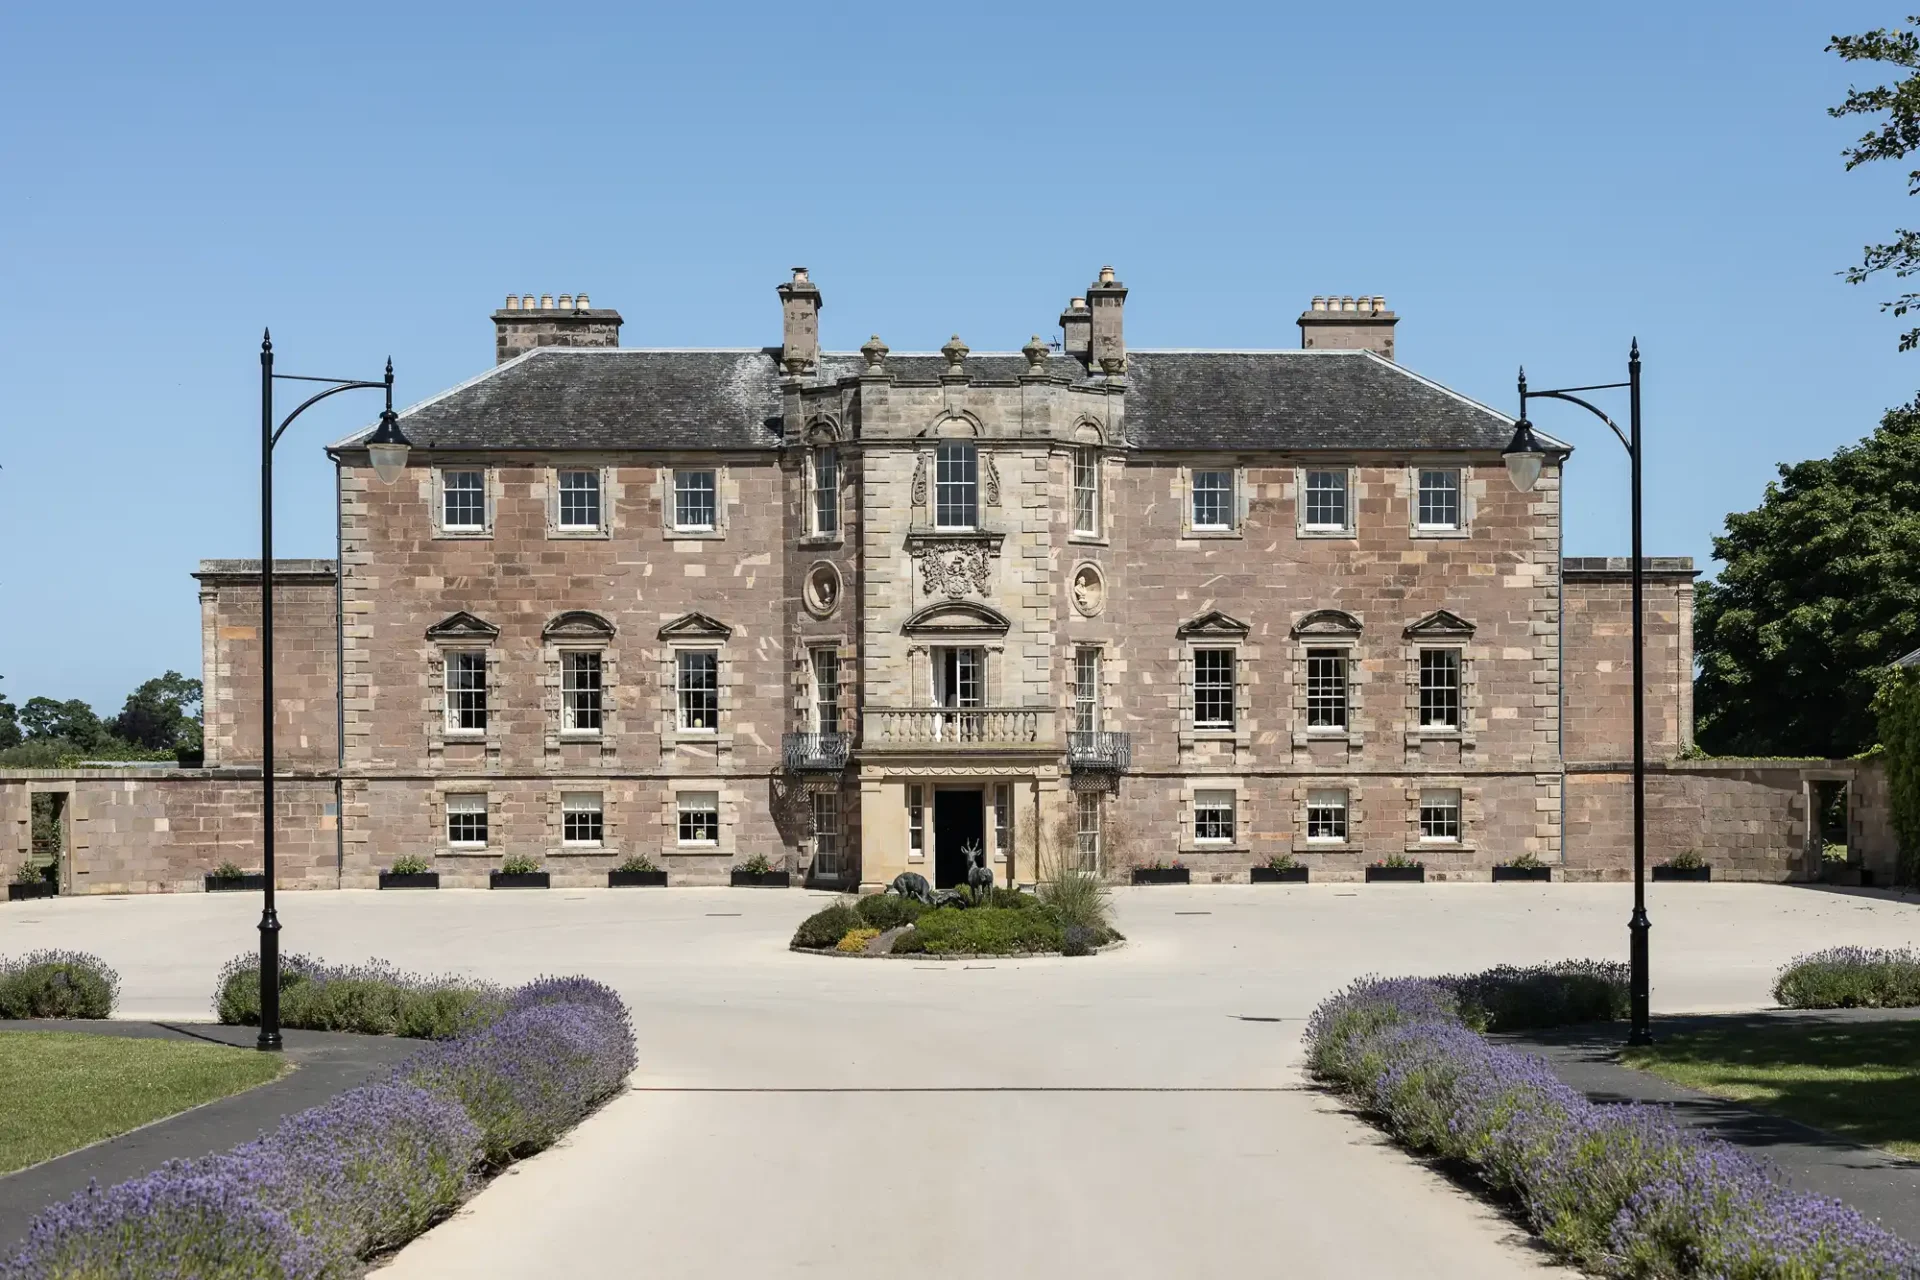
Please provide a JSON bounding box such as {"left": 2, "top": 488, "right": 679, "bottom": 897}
{"left": 1, "top": 2, "right": 1912, "bottom": 715}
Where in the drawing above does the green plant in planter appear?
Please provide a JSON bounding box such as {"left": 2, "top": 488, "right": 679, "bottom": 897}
{"left": 388, "top": 854, "right": 431, "bottom": 875}
{"left": 736, "top": 853, "right": 775, "bottom": 876}
{"left": 13, "top": 860, "right": 43, "bottom": 885}
{"left": 1376, "top": 854, "right": 1421, "bottom": 869}
{"left": 499, "top": 853, "right": 542, "bottom": 875}
{"left": 1663, "top": 849, "right": 1706, "bottom": 871}
{"left": 1504, "top": 851, "right": 1545, "bottom": 870}
{"left": 213, "top": 861, "right": 246, "bottom": 881}
{"left": 1265, "top": 854, "right": 1300, "bottom": 872}
{"left": 615, "top": 853, "right": 658, "bottom": 874}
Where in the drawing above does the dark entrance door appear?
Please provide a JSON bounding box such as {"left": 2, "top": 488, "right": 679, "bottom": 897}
{"left": 933, "top": 788, "right": 985, "bottom": 889}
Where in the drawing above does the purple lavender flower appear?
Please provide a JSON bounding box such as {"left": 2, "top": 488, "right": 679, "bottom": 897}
{"left": 0, "top": 950, "right": 119, "bottom": 1019}
{"left": 1774, "top": 946, "right": 1920, "bottom": 1009}
{"left": 212, "top": 953, "right": 507, "bottom": 1039}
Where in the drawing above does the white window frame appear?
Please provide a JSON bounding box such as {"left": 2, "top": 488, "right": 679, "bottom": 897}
{"left": 676, "top": 791, "right": 720, "bottom": 846}
{"left": 1076, "top": 790, "right": 1102, "bottom": 870}
{"left": 555, "top": 468, "right": 604, "bottom": 533}
{"left": 1415, "top": 467, "right": 1463, "bottom": 533}
{"left": 1419, "top": 788, "right": 1462, "bottom": 843}
{"left": 562, "top": 792, "right": 604, "bottom": 847}
{"left": 445, "top": 793, "right": 488, "bottom": 848}
{"left": 1306, "top": 788, "right": 1349, "bottom": 843}
{"left": 1305, "top": 647, "right": 1349, "bottom": 735}
{"left": 1194, "top": 789, "right": 1236, "bottom": 844}
{"left": 1300, "top": 468, "right": 1352, "bottom": 535}
{"left": 676, "top": 649, "right": 720, "bottom": 733}
{"left": 993, "top": 782, "right": 1013, "bottom": 862}
{"left": 1190, "top": 468, "right": 1234, "bottom": 532}
{"left": 438, "top": 467, "right": 489, "bottom": 535}
{"left": 811, "top": 446, "right": 839, "bottom": 537}
{"left": 561, "top": 650, "right": 603, "bottom": 736}
{"left": 1192, "top": 647, "right": 1237, "bottom": 730}
{"left": 1418, "top": 648, "right": 1462, "bottom": 732}
{"left": 811, "top": 647, "right": 840, "bottom": 733}
{"left": 444, "top": 650, "right": 488, "bottom": 735}
{"left": 1072, "top": 446, "right": 1100, "bottom": 536}
{"left": 672, "top": 468, "right": 719, "bottom": 533}
{"left": 907, "top": 783, "right": 926, "bottom": 861}
{"left": 932, "top": 647, "right": 984, "bottom": 709}
{"left": 934, "top": 442, "right": 978, "bottom": 531}
{"left": 1073, "top": 647, "right": 1102, "bottom": 735}
{"left": 811, "top": 790, "right": 841, "bottom": 875}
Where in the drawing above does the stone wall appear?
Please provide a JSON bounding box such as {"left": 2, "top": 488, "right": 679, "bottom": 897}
{"left": 1562, "top": 559, "right": 1695, "bottom": 761}
{"left": 196, "top": 560, "right": 339, "bottom": 770}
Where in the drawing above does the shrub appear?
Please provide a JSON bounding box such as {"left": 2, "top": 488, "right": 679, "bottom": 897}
{"left": 0, "top": 950, "right": 119, "bottom": 1019}
{"left": 213, "top": 954, "right": 506, "bottom": 1040}
{"left": 1774, "top": 946, "right": 1920, "bottom": 1008}
{"left": 792, "top": 903, "right": 862, "bottom": 950}
{"left": 12, "top": 861, "right": 43, "bottom": 885}
{"left": 1038, "top": 865, "right": 1113, "bottom": 937}
{"left": 213, "top": 861, "right": 247, "bottom": 880}
{"left": 388, "top": 854, "right": 430, "bottom": 875}
{"left": 836, "top": 928, "right": 881, "bottom": 954}
{"left": 1377, "top": 854, "right": 1420, "bottom": 869}
{"left": 1061, "top": 925, "right": 1097, "bottom": 957}
{"left": 1504, "top": 850, "right": 1545, "bottom": 870}
{"left": 1664, "top": 849, "right": 1706, "bottom": 871}
{"left": 853, "top": 893, "right": 924, "bottom": 931}
{"left": 1444, "top": 960, "right": 1629, "bottom": 1032}
{"left": 614, "top": 853, "right": 657, "bottom": 874}
{"left": 393, "top": 1000, "right": 636, "bottom": 1165}
{"left": 737, "top": 853, "right": 774, "bottom": 876}
{"left": 890, "top": 906, "right": 1064, "bottom": 956}
{"left": 1265, "top": 853, "right": 1300, "bottom": 871}
{"left": 499, "top": 853, "right": 541, "bottom": 876}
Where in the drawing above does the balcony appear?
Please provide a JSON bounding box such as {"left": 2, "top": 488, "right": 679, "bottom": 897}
{"left": 1068, "top": 731, "right": 1132, "bottom": 772}
{"left": 782, "top": 732, "right": 850, "bottom": 773}
{"left": 862, "top": 707, "right": 1056, "bottom": 752}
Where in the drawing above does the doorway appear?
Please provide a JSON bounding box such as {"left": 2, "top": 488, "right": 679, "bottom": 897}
{"left": 933, "top": 787, "right": 984, "bottom": 889}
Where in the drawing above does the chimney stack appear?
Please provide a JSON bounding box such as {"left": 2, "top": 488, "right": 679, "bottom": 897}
{"left": 1058, "top": 296, "right": 1091, "bottom": 365}
{"left": 1298, "top": 293, "right": 1397, "bottom": 360}
{"left": 492, "top": 292, "right": 623, "bottom": 364}
{"left": 1087, "top": 265, "right": 1127, "bottom": 375}
{"left": 777, "top": 267, "right": 823, "bottom": 376}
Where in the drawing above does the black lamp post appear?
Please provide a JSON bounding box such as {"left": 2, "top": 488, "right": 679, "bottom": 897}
{"left": 255, "top": 331, "right": 411, "bottom": 1051}
{"left": 1501, "top": 340, "right": 1652, "bottom": 1047}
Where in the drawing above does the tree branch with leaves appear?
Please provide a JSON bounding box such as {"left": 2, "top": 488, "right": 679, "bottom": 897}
{"left": 1831, "top": 19, "right": 1920, "bottom": 349}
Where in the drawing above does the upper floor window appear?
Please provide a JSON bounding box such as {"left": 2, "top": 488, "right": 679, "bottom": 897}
{"left": 1417, "top": 468, "right": 1461, "bottom": 531}
{"left": 1418, "top": 648, "right": 1461, "bottom": 730}
{"left": 1303, "top": 469, "right": 1349, "bottom": 531}
{"left": 811, "top": 647, "right": 840, "bottom": 732}
{"left": 1073, "top": 647, "right": 1101, "bottom": 734}
{"left": 562, "top": 651, "right": 602, "bottom": 734}
{"left": 557, "top": 469, "right": 601, "bottom": 530}
{"left": 676, "top": 649, "right": 719, "bottom": 731}
{"left": 1192, "top": 469, "right": 1233, "bottom": 531}
{"left": 442, "top": 469, "right": 486, "bottom": 532}
{"left": 674, "top": 469, "right": 717, "bottom": 532}
{"left": 1072, "top": 447, "right": 1100, "bottom": 535}
{"left": 811, "top": 447, "right": 839, "bottom": 536}
{"left": 1193, "top": 648, "right": 1236, "bottom": 729}
{"left": 1306, "top": 648, "right": 1348, "bottom": 731}
{"left": 445, "top": 652, "right": 487, "bottom": 733}
{"left": 935, "top": 443, "right": 978, "bottom": 530}
{"left": 933, "top": 646, "right": 983, "bottom": 709}
{"left": 446, "top": 793, "right": 488, "bottom": 847}
{"left": 562, "top": 792, "right": 604, "bottom": 846}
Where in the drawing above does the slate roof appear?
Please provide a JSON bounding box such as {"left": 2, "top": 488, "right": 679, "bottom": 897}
{"left": 338, "top": 346, "right": 1525, "bottom": 454}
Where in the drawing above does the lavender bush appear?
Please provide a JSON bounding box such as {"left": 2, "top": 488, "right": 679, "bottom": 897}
{"left": 214, "top": 953, "right": 507, "bottom": 1039}
{"left": 1305, "top": 973, "right": 1920, "bottom": 1277}
{"left": 0, "top": 950, "right": 119, "bottom": 1019}
{"left": 1774, "top": 947, "right": 1920, "bottom": 1009}
{"left": 1443, "top": 959, "right": 1630, "bottom": 1032}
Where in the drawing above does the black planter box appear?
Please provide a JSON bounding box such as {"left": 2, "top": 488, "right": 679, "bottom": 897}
{"left": 1131, "top": 867, "right": 1191, "bottom": 885}
{"left": 8, "top": 881, "right": 56, "bottom": 901}
{"left": 490, "top": 872, "right": 550, "bottom": 890}
{"left": 1492, "top": 865, "right": 1552, "bottom": 882}
{"left": 205, "top": 874, "right": 267, "bottom": 892}
{"left": 609, "top": 870, "right": 669, "bottom": 887}
{"left": 1651, "top": 865, "right": 1711, "bottom": 882}
{"left": 379, "top": 872, "right": 440, "bottom": 890}
{"left": 1250, "top": 866, "right": 1309, "bottom": 883}
{"left": 1365, "top": 865, "right": 1426, "bottom": 883}
{"left": 730, "top": 870, "right": 791, "bottom": 888}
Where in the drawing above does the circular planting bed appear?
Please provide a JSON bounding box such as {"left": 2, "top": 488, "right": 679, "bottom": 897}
{"left": 790, "top": 887, "right": 1123, "bottom": 959}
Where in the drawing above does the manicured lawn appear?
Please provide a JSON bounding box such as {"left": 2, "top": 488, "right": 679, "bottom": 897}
{"left": 1620, "top": 1019, "right": 1920, "bottom": 1158}
{"left": 0, "top": 1032, "right": 287, "bottom": 1173}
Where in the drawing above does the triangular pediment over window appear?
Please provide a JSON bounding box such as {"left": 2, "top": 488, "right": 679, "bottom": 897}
{"left": 1404, "top": 609, "right": 1475, "bottom": 639}
{"left": 1176, "top": 610, "right": 1251, "bottom": 638}
{"left": 902, "top": 600, "right": 1011, "bottom": 638}
{"left": 543, "top": 611, "right": 616, "bottom": 642}
{"left": 425, "top": 611, "right": 499, "bottom": 642}
{"left": 657, "top": 612, "right": 732, "bottom": 641}
{"left": 1292, "top": 609, "right": 1362, "bottom": 638}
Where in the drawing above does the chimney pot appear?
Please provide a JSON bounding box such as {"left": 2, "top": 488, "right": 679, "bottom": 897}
{"left": 1357, "top": 296, "right": 1372, "bottom": 314}
{"left": 1310, "top": 296, "right": 1324, "bottom": 311}
{"left": 1373, "top": 295, "right": 1386, "bottom": 311}
{"left": 494, "top": 292, "right": 622, "bottom": 364}
{"left": 557, "top": 294, "right": 573, "bottom": 310}
{"left": 521, "top": 295, "right": 534, "bottom": 310}
{"left": 539, "top": 294, "right": 553, "bottom": 310}
{"left": 1298, "top": 290, "right": 1399, "bottom": 361}
{"left": 576, "top": 293, "right": 590, "bottom": 309}
{"left": 1098, "top": 265, "right": 1115, "bottom": 284}
{"left": 505, "top": 294, "right": 520, "bottom": 311}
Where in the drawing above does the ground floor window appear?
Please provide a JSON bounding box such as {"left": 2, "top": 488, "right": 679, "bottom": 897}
{"left": 562, "top": 792, "right": 603, "bottom": 846}
{"left": 1076, "top": 791, "right": 1101, "bottom": 869}
{"left": 446, "top": 793, "right": 488, "bottom": 847}
{"left": 678, "top": 792, "right": 719, "bottom": 845}
{"left": 1307, "top": 789, "right": 1348, "bottom": 842}
{"left": 908, "top": 784, "right": 926, "bottom": 859}
{"left": 812, "top": 791, "right": 840, "bottom": 876}
{"left": 1419, "top": 788, "right": 1461, "bottom": 842}
{"left": 1194, "top": 789, "right": 1236, "bottom": 843}
{"left": 993, "top": 783, "right": 1013, "bottom": 860}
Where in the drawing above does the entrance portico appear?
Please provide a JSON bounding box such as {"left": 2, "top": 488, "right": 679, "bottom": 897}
{"left": 856, "top": 762, "right": 1060, "bottom": 893}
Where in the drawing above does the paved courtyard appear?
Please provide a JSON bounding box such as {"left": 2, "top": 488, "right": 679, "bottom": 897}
{"left": 5, "top": 883, "right": 1916, "bottom": 1277}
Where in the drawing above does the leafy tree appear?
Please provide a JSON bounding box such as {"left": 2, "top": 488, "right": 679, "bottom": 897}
{"left": 19, "top": 698, "right": 107, "bottom": 753}
{"left": 1831, "top": 19, "right": 1920, "bottom": 349}
{"left": 112, "top": 671, "right": 202, "bottom": 752}
{"left": 0, "top": 679, "right": 19, "bottom": 751}
{"left": 1695, "top": 399, "right": 1920, "bottom": 757}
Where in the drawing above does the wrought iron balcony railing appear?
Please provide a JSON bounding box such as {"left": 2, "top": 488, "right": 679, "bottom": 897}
{"left": 862, "top": 707, "right": 1055, "bottom": 749}
{"left": 782, "top": 731, "right": 850, "bottom": 772}
{"left": 1068, "top": 730, "right": 1132, "bottom": 771}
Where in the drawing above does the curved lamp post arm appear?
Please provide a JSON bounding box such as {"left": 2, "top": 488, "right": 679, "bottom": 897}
{"left": 272, "top": 375, "right": 388, "bottom": 449}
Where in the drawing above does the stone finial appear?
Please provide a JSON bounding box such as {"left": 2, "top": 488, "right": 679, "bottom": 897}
{"left": 1022, "top": 334, "right": 1050, "bottom": 374}
{"left": 941, "top": 334, "right": 969, "bottom": 378}
{"left": 860, "top": 334, "right": 889, "bottom": 373}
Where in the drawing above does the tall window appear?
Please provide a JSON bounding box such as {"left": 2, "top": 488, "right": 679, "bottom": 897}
{"left": 935, "top": 443, "right": 977, "bottom": 530}
{"left": 811, "top": 791, "right": 840, "bottom": 875}
{"left": 1307, "top": 789, "right": 1349, "bottom": 842}
{"left": 677, "top": 792, "right": 719, "bottom": 844}
{"left": 1306, "top": 649, "right": 1348, "bottom": 731}
{"left": 1073, "top": 647, "right": 1101, "bottom": 734}
{"left": 994, "top": 783, "right": 1013, "bottom": 860}
{"left": 1419, "top": 649, "right": 1461, "bottom": 729}
{"left": 445, "top": 652, "right": 487, "bottom": 732}
{"left": 1072, "top": 446, "right": 1099, "bottom": 535}
{"left": 811, "top": 648, "right": 840, "bottom": 733}
{"left": 1076, "top": 790, "right": 1101, "bottom": 869}
{"left": 442, "top": 469, "right": 485, "bottom": 532}
{"left": 1303, "top": 469, "right": 1348, "bottom": 531}
{"left": 1192, "top": 469, "right": 1233, "bottom": 530}
{"left": 562, "top": 652, "right": 602, "bottom": 733}
{"left": 908, "top": 784, "right": 926, "bottom": 859}
{"left": 674, "top": 469, "right": 717, "bottom": 531}
{"left": 1419, "top": 788, "right": 1461, "bottom": 842}
{"left": 1193, "top": 648, "right": 1236, "bottom": 729}
{"left": 557, "top": 470, "right": 601, "bottom": 530}
{"left": 445, "top": 793, "right": 487, "bottom": 847}
{"left": 1194, "top": 789, "right": 1236, "bottom": 843}
{"left": 934, "top": 647, "right": 982, "bottom": 708}
{"left": 1417, "top": 468, "right": 1461, "bottom": 530}
{"left": 677, "top": 650, "right": 719, "bottom": 731}
{"left": 562, "top": 792, "right": 604, "bottom": 846}
{"left": 812, "top": 447, "right": 838, "bottom": 535}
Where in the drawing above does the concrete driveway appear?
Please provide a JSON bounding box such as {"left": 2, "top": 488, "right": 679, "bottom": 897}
{"left": 6, "top": 883, "right": 1915, "bottom": 1277}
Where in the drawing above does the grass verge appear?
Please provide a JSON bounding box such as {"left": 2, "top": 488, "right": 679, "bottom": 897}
{"left": 1620, "top": 1019, "right": 1920, "bottom": 1158}
{"left": 0, "top": 1032, "right": 287, "bottom": 1173}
